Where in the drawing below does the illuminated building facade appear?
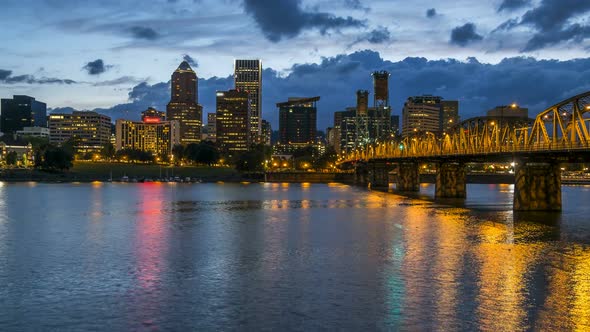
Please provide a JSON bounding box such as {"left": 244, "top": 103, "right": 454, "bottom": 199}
{"left": 48, "top": 111, "right": 111, "bottom": 153}
{"left": 261, "top": 119, "right": 272, "bottom": 146}
{"left": 278, "top": 96, "right": 319, "bottom": 145}
{"left": 234, "top": 59, "right": 262, "bottom": 143}
{"left": 216, "top": 89, "right": 250, "bottom": 156}
{"left": 166, "top": 61, "right": 202, "bottom": 144}
{"left": 487, "top": 104, "right": 528, "bottom": 118}
{"left": 442, "top": 100, "right": 459, "bottom": 133}
{"left": 1, "top": 95, "right": 46, "bottom": 134}
{"left": 401, "top": 95, "right": 443, "bottom": 137}
{"left": 116, "top": 108, "right": 180, "bottom": 157}
{"left": 202, "top": 112, "right": 217, "bottom": 142}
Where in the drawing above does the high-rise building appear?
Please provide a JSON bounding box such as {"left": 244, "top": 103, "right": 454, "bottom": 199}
{"left": 234, "top": 59, "right": 262, "bottom": 143}
{"left": 1, "top": 95, "right": 47, "bottom": 134}
{"left": 166, "top": 61, "right": 202, "bottom": 144}
{"left": 336, "top": 108, "right": 358, "bottom": 154}
{"left": 441, "top": 100, "right": 459, "bottom": 133}
{"left": 261, "top": 119, "right": 272, "bottom": 146}
{"left": 216, "top": 89, "right": 250, "bottom": 156}
{"left": 278, "top": 97, "right": 319, "bottom": 145}
{"left": 48, "top": 111, "right": 111, "bottom": 153}
{"left": 202, "top": 113, "right": 217, "bottom": 142}
{"left": 390, "top": 115, "right": 400, "bottom": 136}
{"left": 116, "top": 108, "right": 180, "bottom": 158}
{"left": 142, "top": 107, "right": 166, "bottom": 122}
{"left": 401, "top": 95, "right": 443, "bottom": 137}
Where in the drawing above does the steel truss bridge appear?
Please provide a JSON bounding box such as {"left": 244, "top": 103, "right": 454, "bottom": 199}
{"left": 340, "top": 91, "right": 590, "bottom": 211}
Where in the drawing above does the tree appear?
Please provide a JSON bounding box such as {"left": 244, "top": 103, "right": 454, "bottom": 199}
{"left": 35, "top": 144, "right": 74, "bottom": 171}
{"left": 5, "top": 151, "right": 18, "bottom": 166}
{"left": 314, "top": 146, "right": 338, "bottom": 169}
{"left": 235, "top": 144, "right": 269, "bottom": 172}
{"left": 185, "top": 141, "right": 220, "bottom": 165}
{"left": 100, "top": 143, "right": 115, "bottom": 160}
{"left": 172, "top": 144, "right": 185, "bottom": 164}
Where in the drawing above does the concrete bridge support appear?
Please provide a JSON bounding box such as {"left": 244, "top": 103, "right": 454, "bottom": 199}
{"left": 396, "top": 162, "right": 420, "bottom": 191}
{"left": 435, "top": 162, "right": 466, "bottom": 198}
{"left": 514, "top": 162, "right": 561, "bottom": 211}
{"left": 369, "top": 162, "right": 393, "bottom": 189}
{"left": 354, "top": 163, "right": 369, "bottom": 187}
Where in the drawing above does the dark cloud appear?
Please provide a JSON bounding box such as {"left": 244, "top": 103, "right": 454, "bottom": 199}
{"left": 518, "top": 0, "right": 590, "bottom": 51}
{"left": 129, "top": 26, "right": 159, "bottom": 40}
{"left": 365, "top": 27, "right": 391, "bottom": 44}
{"left": 243, "top": 0, "right": 365, "bottom": 42}
{"left": 83, "top": 59, "right": 111, "bottom": 75}
{"left": 0, "top": 69, "right": 12, "bottom": 80}
{"left": 426, "top": 8, "right": 437, "bottom": 18}
{"left": 90, "top": 50, "right": 590, "bottom": 130}
{"left": 450, "top": 23, "right": 483, "bottom": 46}
{"left": 498, "top": 0, "right": 530, "bottom": 12}
{"left": 183, "top": 54, "right": 199, "bottom": 68}
{"left": 0, "top": 70, "right": 76, "bottom": 84}
{"left": 343, "top": 0, "right": 370, "bottom": 12}
{"left": 93, "top": 76, "right": 143, "bottom": 86}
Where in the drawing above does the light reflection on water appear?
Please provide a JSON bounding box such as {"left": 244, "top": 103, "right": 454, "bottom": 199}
{"left": 0, "top": 182, "right": 589, "bottom": 330}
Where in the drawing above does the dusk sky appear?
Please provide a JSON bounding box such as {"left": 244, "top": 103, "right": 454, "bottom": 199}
{"left": 1, "top": 0, "right": 589, "bottom": 129}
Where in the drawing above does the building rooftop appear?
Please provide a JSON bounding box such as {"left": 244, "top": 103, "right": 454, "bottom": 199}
{"left": 276, "top": 96, "right": 320, "bottom": 108}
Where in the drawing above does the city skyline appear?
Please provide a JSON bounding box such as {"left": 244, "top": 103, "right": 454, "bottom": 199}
{"left": 0, "top": 0, "right": 588, "bottom": 129}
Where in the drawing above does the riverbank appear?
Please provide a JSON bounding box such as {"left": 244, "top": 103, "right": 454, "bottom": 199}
{"left": 0, "top": 162, "right": 251, "bottom": 183}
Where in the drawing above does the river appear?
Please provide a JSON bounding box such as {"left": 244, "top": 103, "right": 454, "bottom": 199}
{"left": 0, "top": 182, "right": 589, "bottom": 330}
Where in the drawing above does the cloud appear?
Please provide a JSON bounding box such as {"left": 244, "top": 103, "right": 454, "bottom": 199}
{"left": 243, "top": 0, "right": 365, "bottom": 42}
{"left": 0, "top": 69, "right": 12, "bottom": 80}
{"left": 183, "top": 54, "right": 199, "bottom": 68}
{"left": 89, "top": 50, "right": 590, "bottom": 130}
{"left": 93, "top": 76, "right": 144, "bottom": 86}
{"left": 498, "top": 0, "right": 530, "bottom": 12}
{"left": 83, "top": 59, "right": 111, "bottom": 75}
{"left": 518, "top": 0, "right": 590, "bottom": 51}
{"left": 365, "top": 27, "right": 392, "bottom": 44}
{"left": 129, "top": 26, "right": 159, "bottom": 40}
{"left": 426, "top": 8, "right": 437, "bottom": 18}
{"left": 0, "top": 70, "right": 76, "bottom": 84}
{"left": 342, "top": 0, "right": 370, "bottom": 12}
{"left": 450, "top": 23, "right": 483, "bottom": 46}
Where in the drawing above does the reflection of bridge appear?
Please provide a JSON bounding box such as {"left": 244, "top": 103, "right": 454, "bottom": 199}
{"left": 340, "top": 91, "right": 590, "bottom": 211}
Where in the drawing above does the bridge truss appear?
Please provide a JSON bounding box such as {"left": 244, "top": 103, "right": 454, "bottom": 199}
{"left": 342, "top": 91, "right": 590, "bottom": 162}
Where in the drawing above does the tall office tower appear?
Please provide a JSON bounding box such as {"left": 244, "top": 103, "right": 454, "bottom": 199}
{"left": 390, "top": 115, "right": 400, "bottom": 136}
{"left": 203, "top": 113, "right": 217, "bottom": 142}
{"left": 355, "top": 90, "right": 369, "bottom": 146}
{"left": 216, "top": 89, "right": 251, "bottom": 157}
{"left": 1, "top": 95, "right": 47, "bottom": 134}
{"left": 336, "top": 108, "right": 358, "bottom": 154}
{"left": 142, "top": 107, "right": 166, "bottom": 122}
{"left": 48, "top": 111, "right": 111, "bottom": 153}
{"left": 401, "top": 95, "right": 442, "bottom": 137}
{"left": 278, "top": 97, "right": 319, "bottom": 145}
{"left": 261, "top": 120, "right": 272, "bottom": 146}
{"left": 441, "top": 100, "right": 459, "bottom": 134}
{"left": 166, "top": 61, "right": 202, "bottom": 144}
{"left": 234, "top": 59, "right": 262, "bottom": 143}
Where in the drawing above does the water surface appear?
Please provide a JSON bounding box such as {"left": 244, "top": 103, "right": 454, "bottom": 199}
{"left": 0, "top": 182, "right": 589, "bottom": 330}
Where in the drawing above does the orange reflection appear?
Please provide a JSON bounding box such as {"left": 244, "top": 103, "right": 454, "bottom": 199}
{"left": 135, "top": 183, "right": 167, "bottom": 290}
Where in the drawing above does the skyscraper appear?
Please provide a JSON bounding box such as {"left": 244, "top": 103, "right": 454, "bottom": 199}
{"left": 166, "top": 61, "right": 202, "bottom": 144}
{"left": 234, "top": 59, "right": 262, "bottom": 143}
{"left": 216, "top": 89, "right": 250, "bottom": 157}
{"left": 278, "top": 97, "right": 319, "bottom": 145}
{"left": 1, "top": 95, "right": 46, "bottom": 134}
{"left": 441, "top": 100, "right": 459, "bottom": 133}
{"left": 401, "top": 95, "right": 442, "bottom": 137}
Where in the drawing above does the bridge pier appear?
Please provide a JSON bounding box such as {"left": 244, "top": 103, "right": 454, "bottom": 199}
{"left": 435, "top": 162, "right": 466, "bottom": 198}
{"left": 354, "top": 163, "right": 369, "bottom": 187}
{"left": 369, "top": 162, "right": 393, "bottom": 189}
{"left": 514, "top": 162, "right": 561, "bottom": 211}
{"left": 396, "top": 162, "right": 420, "bottom": 191}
